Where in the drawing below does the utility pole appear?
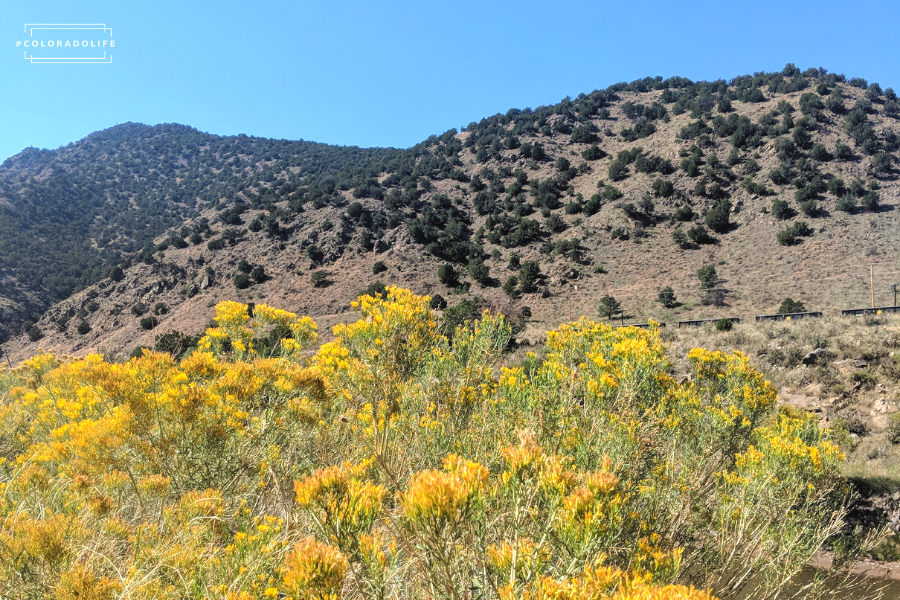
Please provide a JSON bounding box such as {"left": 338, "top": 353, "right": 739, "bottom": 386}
{"left": 871, "top": 265, "right": 875, "bottom": 308}
{"left": 568, "top": 285, "right": 577, "bottom": 323}
{"left": 893, "top": 283, "right": 897, "bottom": 308}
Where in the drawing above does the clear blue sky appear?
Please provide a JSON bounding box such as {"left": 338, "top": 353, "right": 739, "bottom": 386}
{"left": 3, "top": 0, "right": 900, "bottom": 161}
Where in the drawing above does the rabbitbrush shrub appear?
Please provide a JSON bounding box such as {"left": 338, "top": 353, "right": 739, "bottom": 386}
{"left": 0, "top": 287, "right": 860, "bottom": 600}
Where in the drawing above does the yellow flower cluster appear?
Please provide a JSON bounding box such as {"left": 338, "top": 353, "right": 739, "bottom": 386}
{"left": 198, "top": 300, "right": 318, "bottom": 358}
{"left": 0, "top": 289, "right": 848, "bottom": 600}
{"left": 730, "top": 410, "right": 845, "bottom": 485}
{"left": 400, "top": 454, "right": 489, "bottom": 533}
{"left": 500, "top": 557, "right": 715, "bottom": 600}
{"left": 295, "top": 462, "right": 386, "bottom": 551}
{"left": 282, "top": 537, "right": 347, "bottom": 599}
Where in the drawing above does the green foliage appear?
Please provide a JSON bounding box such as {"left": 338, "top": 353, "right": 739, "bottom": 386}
{"left": 439, "top": 298, "right": 482, "bottom": 337}
{"left": 467, "top": 258, "right": 490, "bottom": 285}
{"left": 581, "top": 144, "right": 605, "bottom": 160}
{"left": 771, "top": 199, "right": 792, "bottom": 220}
{"left": 799, "top": 200, "right": 820, "bottom": 217}
{"left": 583, "top": 194, "right": 602, "bottom": 216}
{"left": 250, "top": 265, "right": 267, "bottom": 283}
{"left": 428, "top": 294, "right": 447, "bottom": 310}
{"left": 109, "top": 266, "right": 125, "bottom": 282}
{"left": 311, "top": 270, "right": 329, "bottom": 288}
{"left": 600, "top": 184, "right": 624, "bottom": 201}
{"left": 502, "top": 276, "right": 519, "bottom": 299}
{"left": 438, "top": 264, "right": 459, "bottom": 287}
{"left": 861, "top": 190, "right": 880, "bottom": 212}
{"left": 564, "top": 201, "right": 582, "bottom": 215}
{"left": 697, "top": 265, "right": 718, "bottom": 289}
{"left": 154, "top": 330, "right": 200, "bottom": 359}
{"left": 609, "top": 227, "right": 628, "bottom": 241}
{"left": 826, "top": 177, "right": 846, "bottom": 196}
{"left": 234, "top": 273, "right": 252, "bottom": 289}
{"left": 27, "top": 325, "right": 43, "bottom": 342}
{"left": 129, "top": 345, "right": 150, "bottom": 358}
{"left": 809, "top": 143, "right": 831, "bottom": 162}
{"left": 76, "top": 320, "right": 91, "bottom": 335}
{"left": 570, "top": 123, "right": 598, "bottom": 144}
{"left": 673, "top": 206, "right": 694, "bottom": 222}
{"left": 635, "top": 154, "right": 675, "bottom": 175}
{"left": 372, "top": 261, "right": 388, "bottom": 275}
{"left": 778, "top": 298, "right": 807, "bottom": 314}
{"left": 657, "top": 286, "right": 678, "bottom": 308}
{"left": 672, "top": 229, "right": 691, "bottom": 249}
{"left": 599, "top": 295, "right": 621, "bottom": 320}
{"left": 131, "top": 302, "right": 148, "bottom": 317}
{"left": 608, "top": 158, "right": 629, "bottom": 181}
{"left": 705, "top": 200, "right": 732, "bottom": 234}
{"left": 836, "top": 194, "right": 856, "bottom": 213}
{"left": 799, "top": 92, "right": 824, "bottom": 120}
{"left": 153, "top": 302, "right": 169, "bottom": 315}
{"left": 139, "top": 316, "right": 159, "bottom": 331}
{"left": 8, "top": 68, "right": 900, "bottom": 346}
{"left": 727, "top": 147, "right": 740, "bottom": 166}
{"left": 688, "top": 225, "right": 714, "bottom": 245}
{"left": 775, "top": 227, "right": 797, "bottom": 246}
{"left": 833, "top": 141, "right": 854, "bottom": 161}
{"left": 844, "top": 107, "right": 876, "bottom": 149}
{"left": 651, "top": 178, "right": 674, "bottom": 198}
{"left": 777, "top": 221, "right": 813, "bottom": 246}
{"left": 715, "top": 318, "right": 733, "bottom": 332}
{"left": 518, "top": 261, "right": 541, "bottom": 294}
{"left": 359, "top": 280, "right": 387, "bottom": 298}
{"left": 741, "top": 179, "right": 774, "bottom": 196}
{"left": 306, "top": 244, "right": 324, "bottom": 264}
{"left": 550, "top": 238, "right": 584, "bottom": 262}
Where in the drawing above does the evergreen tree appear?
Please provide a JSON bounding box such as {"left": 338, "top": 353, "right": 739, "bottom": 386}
{"left": 657, "top": 286, "right": 678, "bottom": 308}
{"left": 697, "top": 265, "right": 718, "bottom": 289}
{"left": 599, "top": 295, "right": 621, "bottom": 320}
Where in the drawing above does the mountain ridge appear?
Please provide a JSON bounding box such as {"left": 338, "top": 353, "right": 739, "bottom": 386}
{"left": 2, "top": 64, "right": 900, "bottom": 362}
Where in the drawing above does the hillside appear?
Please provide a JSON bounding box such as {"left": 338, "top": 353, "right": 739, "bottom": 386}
{"left": 3, "top": 64, "right": 900, "bottom": 362}
{"left": 0, "top": 123, "right": 400, "bottom": 340}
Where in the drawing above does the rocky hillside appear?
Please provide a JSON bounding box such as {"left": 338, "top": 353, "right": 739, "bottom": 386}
{"left": 3, "top": 64, "right": 900, "bottom": 362}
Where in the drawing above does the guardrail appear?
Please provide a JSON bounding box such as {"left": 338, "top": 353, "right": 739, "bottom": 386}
{"left": 841, "top": 306, "right": 900, "bottom": 316}
{"left": 615, "top": 322, "right": 665, "bottom": 329}
{"left": 677, "top": 317, "right": 741, "bottom": 327}
{"left": 619, "top": 307, "right": 900, "bottom": 327}
{"left": 755, "top": 311, "right": 823, "bottom": 322}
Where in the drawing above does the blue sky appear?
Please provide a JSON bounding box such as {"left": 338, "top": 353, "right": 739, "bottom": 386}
{"left": 3, "top": 0, "right": 900, "bottom": 161}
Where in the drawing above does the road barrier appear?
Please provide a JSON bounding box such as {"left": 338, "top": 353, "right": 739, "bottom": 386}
{"left": 755, "top": 311, "right": 823, "bottom": 322}
{"left": 615, "top": 322, "right": 665, "bottom": 329}
{"left": 677, "top": 317, "right": 741, "bottom": 327}
{"left": 841, "top": 306, "right": 900, "bottom": 316}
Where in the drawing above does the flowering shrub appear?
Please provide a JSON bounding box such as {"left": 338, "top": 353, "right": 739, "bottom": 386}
{"left": 0, "top": 288, "right": 856, "bottom": 599}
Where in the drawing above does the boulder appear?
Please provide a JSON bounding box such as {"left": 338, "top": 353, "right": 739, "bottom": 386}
{"left": 801, "top": 348, "right": 827, "bottom": 365}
